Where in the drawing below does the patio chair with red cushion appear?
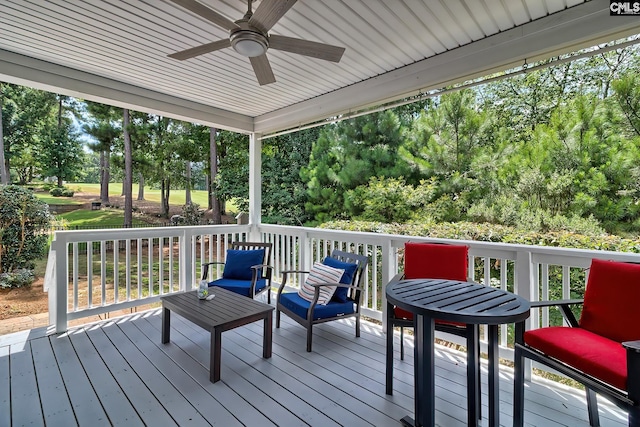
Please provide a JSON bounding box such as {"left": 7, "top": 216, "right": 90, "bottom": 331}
{"left": 513, "top": 258, "right": 640, "bottom": 427}
{"left": 385, "top": 242, "right": 481, "bottom": 420}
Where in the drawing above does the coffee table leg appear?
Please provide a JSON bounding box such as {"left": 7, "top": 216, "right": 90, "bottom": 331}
{"left": 488, "top": 324, "right": 500, "bottom": 427}
{"left": 263, "top": 314, "right": 272, "bottom": 358}
{"left": 161, "top": 307, "right": 170, "bottom": 344}
{"left": 211, "top": 327, "right": 222, "bottom": 382}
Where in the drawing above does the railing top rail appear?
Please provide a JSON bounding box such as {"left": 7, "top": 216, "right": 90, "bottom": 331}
{"left": 257, "top": 224, "right": 640, "bottom": 262}
{"left": 51, "top": 224, "right": 251, "bottom": 243}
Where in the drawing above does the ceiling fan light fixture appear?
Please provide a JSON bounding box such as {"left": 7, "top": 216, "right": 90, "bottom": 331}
{"left": 230, "top": 30, "right": 268, "bottom": 57}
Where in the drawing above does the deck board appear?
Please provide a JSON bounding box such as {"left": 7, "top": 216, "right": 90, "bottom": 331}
{"left": 30, "top": 336, "right": 77, "bottom": 426}
{"left": 0, "top": 308, "right": 629, "bottom": 427}
{"left": 65, "top": 328, "right": 144, "bottom": 426}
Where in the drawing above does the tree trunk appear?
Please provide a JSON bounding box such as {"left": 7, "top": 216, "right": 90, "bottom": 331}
{"left": 0, "top": 85, "right": 8, "bottom": 184}
{"left": 210, "top": 127, "right": 222, "bottom": 224}
{"left": 161, "top": 178, "right": 170, "bottom": 218}
{"left": 123, "top": 108, "right": 133, "bottom": 228}
{"left": 185, "top": 161, "right": 192, "bottom": 205}
{"left": 205, "top": 174, "right": 210, "bottom": 209}
{"left": 137, "top": 173, "right": 145, "bottom": 200}
{"left": 100, "top": 150, "right": 110, "bottom": 204}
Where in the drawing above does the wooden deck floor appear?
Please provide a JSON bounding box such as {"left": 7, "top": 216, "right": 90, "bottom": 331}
{"left": 0, "top": 309, "right": 628, "bottom": 427}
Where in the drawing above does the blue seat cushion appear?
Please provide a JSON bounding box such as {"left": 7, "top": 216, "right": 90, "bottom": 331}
{"left": 279, "top": 292, "right": 355, "bottom": 320}
{"left": 209, "top": 278, "right": 267, "bottom": 297}
{"left": 223, "top": 249, "right": 265, "bottom": 280}
{"left": 323, "top": 256, "right": 358, "bottom": 303}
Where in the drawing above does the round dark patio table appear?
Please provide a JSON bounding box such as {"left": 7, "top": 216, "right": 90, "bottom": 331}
{"left": 386, "top": 278, "right": 531, "bottom": 427}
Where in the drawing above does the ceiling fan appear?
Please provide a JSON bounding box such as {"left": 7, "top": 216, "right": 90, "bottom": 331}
{"left": 168, "top": 0, "right": 346, "bottom": 85}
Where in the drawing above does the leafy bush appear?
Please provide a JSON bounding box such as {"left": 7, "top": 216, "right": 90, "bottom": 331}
{"left": 320, "top": 220, "right": 640, "bottom": 252}
{"left": 49, "top": 186, "right": 74, "bottom": 197}
{"left": 181, "top": 203, "right": 204, "bottom": 225}
{"left": 0, "top": 268, "right": 35, "bottom": 289}
{"left": 0, "top": 185, "right": 52, "bottom": 275}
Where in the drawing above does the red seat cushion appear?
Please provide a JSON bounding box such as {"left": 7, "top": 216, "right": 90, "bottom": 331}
{"left": 524, "top": 327, "right": 627, "bottom": 390}
{"left": 393, "top": 243, "right": 468, "bottom": 328}
{"left": 403, "top": 242, "right": 468, "bottom": 281}
{"left": 579, "top": 259, "right": 640, "bottom": 343}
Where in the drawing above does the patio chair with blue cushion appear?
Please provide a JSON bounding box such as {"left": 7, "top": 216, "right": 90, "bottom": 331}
{"left": 513, "top": 258, "right": 640, "bottom": 427}
{"left": 275, "top": 250, "right": 369, "bottom": 352}
{"left": 201, "top": 241, "right": 273, "bottom": 303}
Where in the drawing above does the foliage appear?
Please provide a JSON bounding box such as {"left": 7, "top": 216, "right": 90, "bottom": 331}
{"left": 319, "top": 220, "right": 640, "bottom": 252}
{"left": 262, "top": 128, "right": 317, "bottom": 225}
{"left": 346, "top": 177, "right": 439, "bottom": 223}
{"left": 180, "top": 203, "right": 203, "bottom": 225}
{"left": 215, "top": 130, "right": 250, "bottom": 212}
{"left": 302, "top": 110, "right": 413, "bottom": 223}
{"left": 0, "top": 185, "right": 51, "bottom": 274}
{"left": 0, "top": 268, "right": 35, "bottom": 289}
{"left": 49, "top": 186, "right": 75, "bottom": 197}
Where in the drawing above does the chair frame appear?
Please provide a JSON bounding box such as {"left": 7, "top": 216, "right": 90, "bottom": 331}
{"left": 201, "top": 241, "right": 274, "bottom": 304}
{"left": 513, "top": 299, "right": 640, "bottom": 427}
{"left": 275, "top": 250, "right": 369, "bottom": 352}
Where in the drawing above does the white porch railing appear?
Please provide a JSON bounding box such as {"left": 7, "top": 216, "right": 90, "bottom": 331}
{"left": 45, "top": 223, "right": 640, "bottom": 355}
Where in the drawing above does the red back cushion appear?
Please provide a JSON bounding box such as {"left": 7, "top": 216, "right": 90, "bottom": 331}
{"left": 403, "top": 242, "right": 468, "bottom": 280}
{"left": 579, "top": 259, "right": 640, "bottom": 343}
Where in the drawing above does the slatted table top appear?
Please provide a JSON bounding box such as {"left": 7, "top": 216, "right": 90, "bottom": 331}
{"left": 386, "top": 278, "right": 531, "bottom": 325}
{"left": 161, "top": 286, "right": 274, "bottom": 331}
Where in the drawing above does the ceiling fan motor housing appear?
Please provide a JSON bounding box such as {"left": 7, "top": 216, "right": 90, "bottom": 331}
{"left": 230, "top": 21, "right": 269, "bottom": 57}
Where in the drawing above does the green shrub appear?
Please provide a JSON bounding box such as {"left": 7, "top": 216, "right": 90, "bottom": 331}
{"left": 181, "top": 203, "right": 204, "bottom": 225}
{"left": 319, "top": 220, "right": 640, "bottom": 252}
{"left": 49, "top": 186, "right": 75, "bottom": 197}
{"left": 0, "top": 185, "right": 52, "bottom": 275}
{"left": 49, "top": 187, "right": 64, "bottom": 196}
{"left": 0, "top": 268, "right": 35, "bottom": 289}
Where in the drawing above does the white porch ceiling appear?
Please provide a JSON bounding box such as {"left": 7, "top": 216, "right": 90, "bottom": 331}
{"left": 1, "top": 0, "right": 639, "bottom": 135}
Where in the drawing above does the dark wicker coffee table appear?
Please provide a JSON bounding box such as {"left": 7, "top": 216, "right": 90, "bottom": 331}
{"left": 161, "top": 286, "right": 274, "bottom": 382}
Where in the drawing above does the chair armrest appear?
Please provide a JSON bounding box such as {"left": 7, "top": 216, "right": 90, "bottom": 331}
{"left": 277, "top": 269, "right": 311, "bottom": 295}
{"left": 201, "top": 261, "right": 226, "bottom": 281}
{"left": 391, "top": 272, "right": 405, "bottom": 282}
{"left": 530, "top": 298, "right": 584, "bottom": 308}
{"left": 281, "top": 269, "right": 310, "bottom": 274}
{"left": 623, "top": 340, "right": 640, "bottom": 352}
{"left": 530, "top": 298, "right": 584, "bottom": 327}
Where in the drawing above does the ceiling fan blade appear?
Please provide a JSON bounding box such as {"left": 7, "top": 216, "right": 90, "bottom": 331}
{"left": 170, "top": 0, "right": 239, "bottom": 31}
{"left": 249, "top": 0, "right": 297, "bottom": 33}
{"left": 169, "top": 39, "right": 231, "bottom": 60}
{"left": 269, "top": 35, "right": 345, "bottom": 62}
{"left": 249, "top": 55, "right": 276, "bottom": 85}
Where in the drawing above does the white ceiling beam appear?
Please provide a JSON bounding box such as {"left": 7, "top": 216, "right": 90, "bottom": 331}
{"left": 254, "top": 1, "right": 640, "bottom": 135}
{"left": 0, "top": 49, "right": 254, "bottom": 133}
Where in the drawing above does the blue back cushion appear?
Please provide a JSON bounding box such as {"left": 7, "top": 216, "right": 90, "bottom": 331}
{"left": 223, "top": 249, "right": 265, "bottom": 280}
{"left": 323, "top": 256, "right": 358, "bottom": 303}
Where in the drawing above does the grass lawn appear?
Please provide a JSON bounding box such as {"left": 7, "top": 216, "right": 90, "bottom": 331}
{"left": 57, "top": 208, "right": 149, "bottom": 228}
{"left": 68, "top": 183, "right": 210, "bottom": 207}
{"left": 35, "top": 194, "right": 83, "bottom": 205}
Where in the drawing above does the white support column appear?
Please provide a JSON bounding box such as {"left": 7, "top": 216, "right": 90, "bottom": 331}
{"left": 53, "top": 234, "right": 68, "bottom": 333}
{"left": 248, "top": 132, "right": 262, "bottom": 240}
